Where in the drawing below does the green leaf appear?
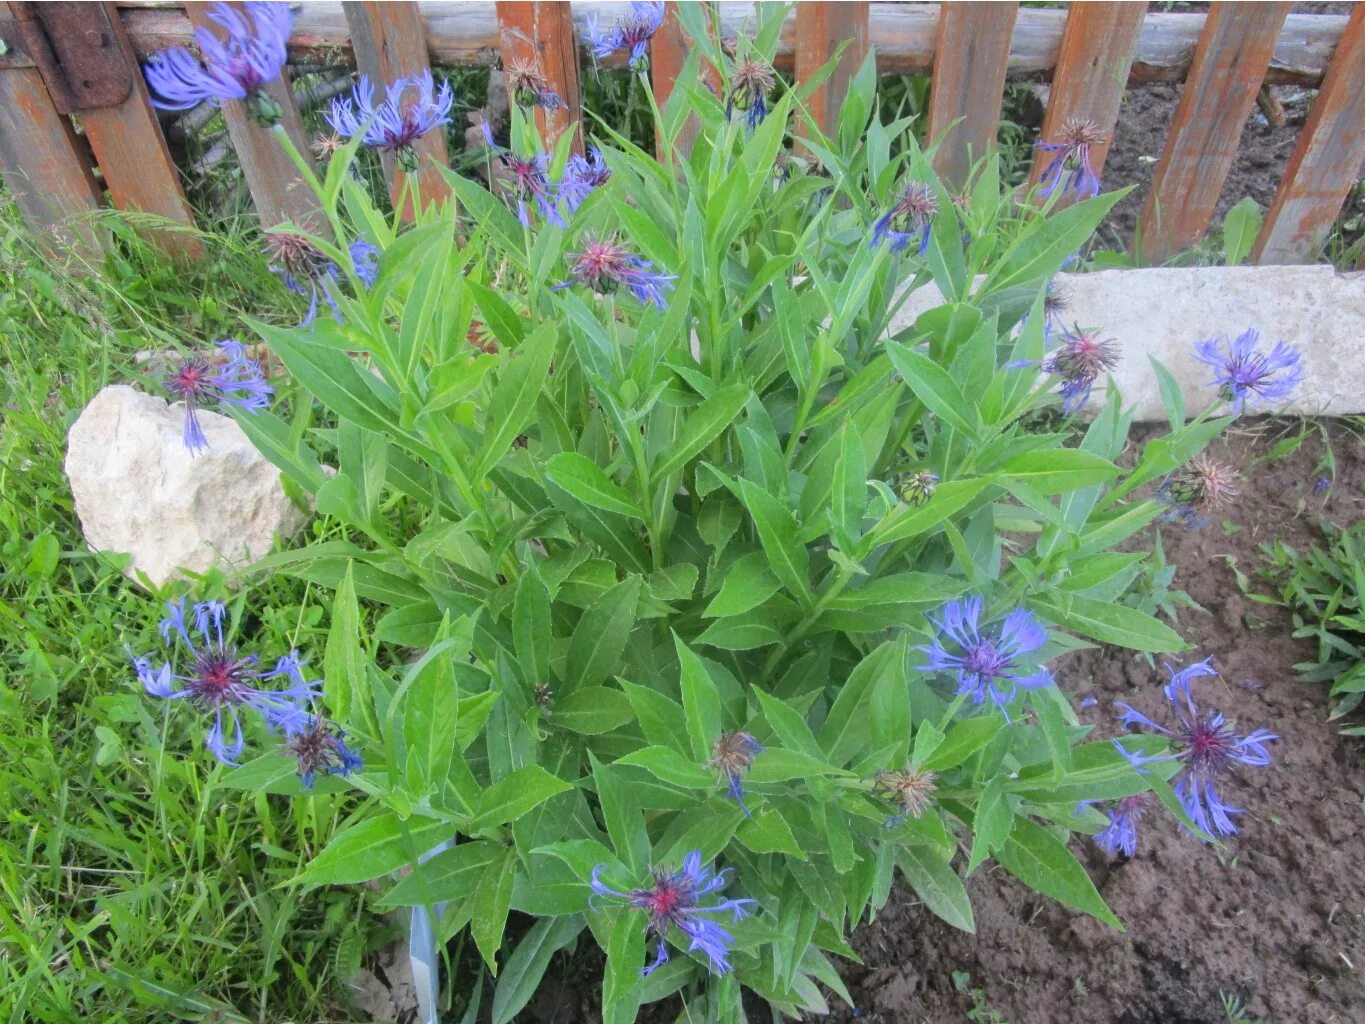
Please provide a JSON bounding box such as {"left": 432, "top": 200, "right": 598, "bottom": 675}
{"left": 966, "top": 777, "right": 1013, "bottom": 874}
{"left": 304, "top": 813, "right": 454, "bottom": 886}
{"left": 651, "top": 383, "right": 751, "bottom": 484}
{"left": 474, "top": 322, "right": 557, "bottom": 483}
{"left": 619, "top": 680, "right": 690, "bottom": 753}
{"left": 734, "top": 478, "right": 812, "bottom": 605}
{"left": 831, "top": 421, "right": 868, "bottom": 543}
{"left": 565, "top": 576, "right": 641, "bottom": 691}
{"left": 884, "top": 341, "right": 978, "bottom": 437}
{"left": 701, "top": 551, "right": 782, "bottom": 618}
{"left": 230, "top": 407, "right": 326, "bottom": 492}
{"left": 736, "top": 807, "right": 805, "bottom": 858}
{"left": 995, "top": 818, "right": 1121, "bottom": 928}
{"left": 864, "top": 477, "right": 994, "bottom": 550}
{"left": 401, "top": 641, "right": 460, "bottom": 790}
{"left": 471, "top": 765, "right": 573, "bottom": 830}
{"left": 821, "top": 640, "right": 901, "bottom": 767}
{"left": 1031, "top": 592, "right": 1188, "bottom": 653}
{"left": 381, "top": 841, "right": 501, "bottom": 906}
{"left": 553, "top": 686, "right": 635, "bottom": 735}
{"left": 1000, "top": 449, "right": 1118, "bottom": 495}
{"left": 323, "top": 564, "right": 368, "bottom": 732}
{"left": 983, "top": 188, "right": 1130, "bottom": 294}
{"left": 745, "top": 748, "right": 847, "bottom": 784}
{"left": 545, "top": 452, "right": 645, "bottom": 519}
{"left": 896, "top": 846, "right": 975, "bottom": 933}
{"left": 601, "top": 908, "right": 645, "bottom": 1024}
{"left": 592, "top": 754, "right": 651, "bottom": 874}
{"left": 675, "top": 634, "right": 723, "bottom": 761}
{"left": 513, "top": 562, "right": 552, "bottom": 687}
{"left": 922, "top": 716, "right": 1004, "bottom": 772}
{"left": 753, "top": 688, "right": 824, "bottom": 758}
{"left": 1221, "top": 196, "right": 1262, "bottom": 266}
{"left": 472, "top": 847, "right": 518, "bottom": 972}
{"left": 491, "top": 916, "right": 585, "bottom": 1024}
{"left": 614, "top": 746, "right": 714, "bottom": 789}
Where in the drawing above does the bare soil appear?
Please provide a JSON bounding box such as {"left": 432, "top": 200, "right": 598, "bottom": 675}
{"left": 828, "top": 421, "right": 1365, "bottom": 1024}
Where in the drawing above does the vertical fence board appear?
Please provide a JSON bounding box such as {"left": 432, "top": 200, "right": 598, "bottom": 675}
{"left": 78, "top": 1, "right": 202, "bottom": 259}
{"left": 794, "top": 1, "right": 870, "bottom": 150}
{"left": 1252, "top": 5, "right": 1365, "bottom": 265}
{"left": 650, "top": 1, "right": 714, "bottom": 159}
{"left": 0, "top": 63, "right": 104, "bottom": 262}
{"left": 184, "top": 1, "right": 321, "bottom": 232}
{"left": 1026, "top": 2, "right": 1144, "bottom": 200}
{"left": 1138, "top": 2, "right": 1289, "bottom": 263}
{"left": 343, "top": 1, "right": 450, "bottom": 216}
{"left": 927, "top": 2, "right": 1018, "bottom": 190}
{"left": 495, "top": 1, "right": 582, "bottom": 152}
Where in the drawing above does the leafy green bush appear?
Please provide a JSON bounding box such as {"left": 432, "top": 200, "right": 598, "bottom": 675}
{"left": 1259, "top": 522, "right": 1365, "bottom": 733}
{"left": 155, "top": 6, "right": 1241, "bottom": 1019}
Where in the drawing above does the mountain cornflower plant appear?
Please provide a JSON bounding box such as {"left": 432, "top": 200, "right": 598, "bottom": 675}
{"left": 560, "top": 233, "right": 674, "bottom": 306}
{"left": 505, "top": 57, "right": 565, "bottom": 110}
{"left": 286, "top": 714, "right": 363, "bottom": 787}
{"left": 142, "top": 1, "right": 289, "bottom": 124}
{"left": 706, "top": 731, "right": 763, "bottom": 815}
{"left": 163, "top": 339, "right": 273, "bottom": 454}
{"left": 1156, "top": 454, "right": 1240, "bottom": 529}
{"left": 175, "top": 17, "right": 1257, "bottom": 1014}
{"left": 559, "top": 146, "right": 612, "bottom": 215}
{"left": 872, "top": 180, "right": 939, "bottom": 254}
{"left": 480, "top": 122, "right": 564, "bottom": 227}
{"left": 1042, "top": 323, "right": 1121, "bottom": 414}
{"left": 1114, "top": 660, "right": 1277, "bottom": 837}
{"left": 1035, "top": 116, "right": 1106, "bottom": 199}
{"left": 590, "top": 852, "right": 757, "bottom": 975}
{"left": 919, "top": 598, "right": 1053, "bottom": 711}
{"left": 135, "top": 599, "right": 319, "bottom": 764}
{"left": 1194, "top": 328, "right": 1304, "bottom": 414}
{"left": 328, "top": 72, "right": 454, "bottom": 172}
{"left": 584, "top": 0, "right": 666, "bottom": 70}
{"left": 726, "top": 59, "right": 776, "bottom": 130}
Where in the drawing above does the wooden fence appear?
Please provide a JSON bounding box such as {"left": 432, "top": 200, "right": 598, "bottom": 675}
{"left": 1, "top": 1, "right": 1363, "bottom": 268}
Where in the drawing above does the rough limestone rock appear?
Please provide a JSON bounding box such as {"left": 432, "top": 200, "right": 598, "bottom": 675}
{"left": 65, "top": 384, "right": 306, "bottom": 587}
{"left": 889, "top": 265, "right": 1365, "bottom": 421}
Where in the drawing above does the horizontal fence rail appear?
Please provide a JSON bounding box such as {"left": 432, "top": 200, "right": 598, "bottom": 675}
{"left": 0, "top": 1, "right": 1361, "bottom": 272}
{"left": 104, "top": 3, "right": 1351, "bottom": 85}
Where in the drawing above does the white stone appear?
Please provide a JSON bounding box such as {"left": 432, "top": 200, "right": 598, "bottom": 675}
{"left": 65, "top": 384, "right": 306, "bottom": 587}
{"left": 889, "top": 265, "right": 1365, "bottom": 421}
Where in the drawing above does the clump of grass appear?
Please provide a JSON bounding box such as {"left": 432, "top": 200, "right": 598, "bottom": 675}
{"left": 0, "top": 200, "right": 379, "bottom": 1022}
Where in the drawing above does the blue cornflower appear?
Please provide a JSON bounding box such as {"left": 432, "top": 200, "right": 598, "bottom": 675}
{"left": 1042, "top": 281, "right": 1069, "bottom": 336}
{"left": 584, "top": 1, "right": 666, "bottom": 71}
{"left": 506, "top": 57, "right": 565, "bottom": 111}
{"left": 706, "top": 731, "right": 763, "bottom": 816}
{"left": 726, "top": 59, "right": 776, "bottom": 131}
{"left": 135, "top": 599, "right": 320, "bottom": 765}
{"left": 480, "top": 122, "right": 565, "bottom": 227}
{"left": 328, "top": 72, "right": 453, "bottom": 172}
{"left": 163, "top": 340, "right": 273, "bottom": 454}
{"left": 1194, "top": 329, "right": 1303, "bottom": 414}
{"left": 265, "top": 233, "right": 379, "bottom": 326}
{"left": 286, "top": 714, "right": 362, "bottom": 787}
{"left": 1155, "top": 454, "right": 1239, "bottom": 530}
{"left": 872, "top": 181, "right": 939, "bottom": 255}
{"left": 143, "top": 2, "right": 290, "bottom": 125}
{"left": 1113, "top": 659, "right": 1277, "bottom": 838}
{"left": 559, "top": 147, "right": 612, "bottom": 216}
{"left": 1093, "top": 793, "right": 1149, "bottom": 857}
{"left": 1035, "top": 117, "right": 1105, "bottom": 200}
{"left": 590, "top": 850, "right": 757, "bottom": 975}
{"left": 561, "top": 234, "right": 675, "bottom": 307}
{"left": 917, "top": 597, "right": 1052, "bottom": 711}
{"left": 1035, "top": 324, "right": 1120, "bottom": 415}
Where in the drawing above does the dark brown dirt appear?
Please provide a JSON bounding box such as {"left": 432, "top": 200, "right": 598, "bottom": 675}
{"left": 828, "top": 421, "right": 1365, "bottom": 1024}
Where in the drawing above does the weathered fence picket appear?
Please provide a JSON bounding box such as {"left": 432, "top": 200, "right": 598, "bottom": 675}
{"left": 0, "top": 2, "right": 1360, "bottom": 270}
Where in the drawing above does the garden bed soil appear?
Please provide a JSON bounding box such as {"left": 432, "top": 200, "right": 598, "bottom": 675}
{"left": 829, "top": 421, "right": 1365, "bottom": 1024}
